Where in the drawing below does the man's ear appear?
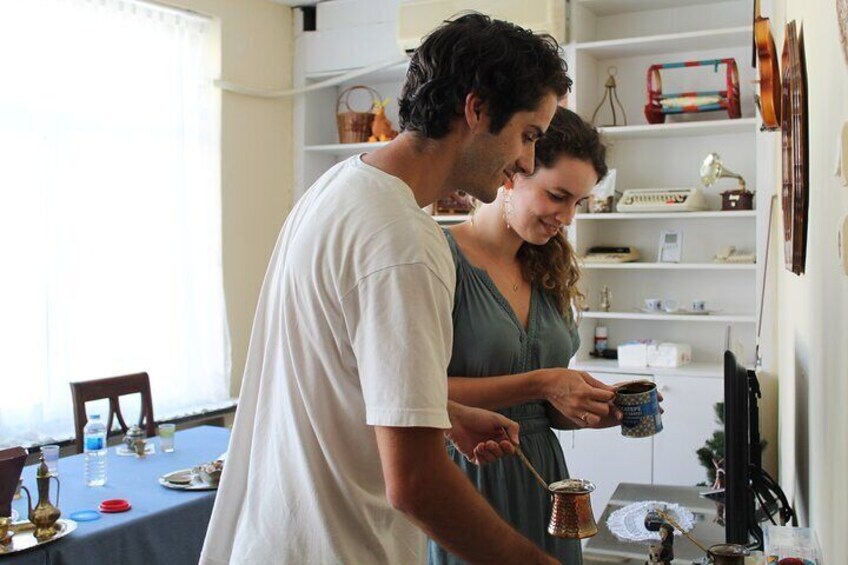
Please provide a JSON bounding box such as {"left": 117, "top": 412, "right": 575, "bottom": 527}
{"left": 463, "top": 92, "right": 486, "bottom": 131}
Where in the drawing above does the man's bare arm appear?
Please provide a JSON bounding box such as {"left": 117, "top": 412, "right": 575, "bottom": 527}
{"left": 375, "top": 426, "right": 558, "bottom": 564}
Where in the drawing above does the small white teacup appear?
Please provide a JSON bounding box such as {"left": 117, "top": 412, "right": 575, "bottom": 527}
{"left": 644, "top": 298, "right": 662, "bottom": 312}
{"left": 661, "top": 299, "right": 679, "bottom": 313}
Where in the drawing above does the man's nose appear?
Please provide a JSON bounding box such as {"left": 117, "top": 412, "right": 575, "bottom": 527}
{"left": 516, "top": 144, "right": 535, "bottom": 176}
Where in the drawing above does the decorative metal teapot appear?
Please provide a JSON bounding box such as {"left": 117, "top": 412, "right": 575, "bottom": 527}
{"left": 20, "top": 455, "right": 61, "bottom": 541}
{"left": 123, "top": 425, "right": 147, "bottom": 456}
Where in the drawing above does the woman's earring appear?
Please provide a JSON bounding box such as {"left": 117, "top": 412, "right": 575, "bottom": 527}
{"left": 503, "top": 188, "right": 514, "bottom": 230}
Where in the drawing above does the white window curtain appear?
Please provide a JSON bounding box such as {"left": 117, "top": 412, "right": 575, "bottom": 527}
{"left": 0, "top": 0, "right": 230, "bottom": 446}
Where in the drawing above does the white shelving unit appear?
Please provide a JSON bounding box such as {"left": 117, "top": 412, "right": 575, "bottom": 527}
{"left": 564, "top": 0, "right": 760, "bottom": 372}
{"left": 561, "top": 0, "right": 769, "bottom": 499}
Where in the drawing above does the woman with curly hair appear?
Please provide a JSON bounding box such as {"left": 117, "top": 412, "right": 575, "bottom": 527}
{"left": 429, "top": 107, "right": 621, "bottom": 565}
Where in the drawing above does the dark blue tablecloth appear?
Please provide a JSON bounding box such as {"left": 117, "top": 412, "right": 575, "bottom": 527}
{"left": 7, "top": 425, "right": 230, "bottom": 565}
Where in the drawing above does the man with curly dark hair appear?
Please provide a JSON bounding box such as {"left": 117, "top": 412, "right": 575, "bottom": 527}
{"left": 201, "top": 13, "right": 570, "bottom": 565}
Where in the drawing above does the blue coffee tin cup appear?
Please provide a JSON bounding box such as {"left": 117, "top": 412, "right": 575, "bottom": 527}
{"left": 614, "top": 381, "right": 663, "bottom": 438}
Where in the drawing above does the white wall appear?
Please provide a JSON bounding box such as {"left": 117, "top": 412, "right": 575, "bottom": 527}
{"left": 772, "top": 0, "right": 848, "bottom": 561}
{"left": 159, "top": 0, "right": 294, "bottom": 396}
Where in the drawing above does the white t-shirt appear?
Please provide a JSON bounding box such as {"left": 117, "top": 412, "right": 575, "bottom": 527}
{"left": 200, "top": 156, "right": 455, "bottom": 565}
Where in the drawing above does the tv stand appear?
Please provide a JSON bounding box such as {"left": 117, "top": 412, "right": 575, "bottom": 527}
{"left": 583, "top": 483, "right": 726, "bottom": 565}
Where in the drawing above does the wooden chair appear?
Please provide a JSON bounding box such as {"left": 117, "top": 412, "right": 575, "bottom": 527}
{"left": 69, "top": 372, "right": 155, "bottom": 454}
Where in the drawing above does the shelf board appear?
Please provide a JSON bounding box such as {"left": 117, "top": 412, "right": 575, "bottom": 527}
{"left": 306, "top": 61, "right": 409, "bottom": 83}
{"left": 576, "top": 0, "right": 745, "bottom": 16}
{"left": 570, "top": 358, "right": 723, "bottom": 378}
{"left": 598, "top": 118, "right": 756, "bottom": 140}
{"left": 575, "top": 26, "right": 750, "bottom": 58}
{"left": 580, "top": 262, "right": 755, "bottom": 270}
{"left": 305, "top": 141, "right": 389, "bottom": 156}
{"left": 433, "top": 215, "right": 470, "bottom": 224}
{"left": 304, "top": 119, "right": 756, "bottom": 156}
{"left": 575, "top": 210, "right": 755, "bottom": 220}
{"left": 581, "top": 311, "right": 755, "bottom": 323}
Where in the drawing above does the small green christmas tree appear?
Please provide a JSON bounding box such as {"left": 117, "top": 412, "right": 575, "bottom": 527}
{"left": 696, "top": 402, "right": 726, "bottom": 487}
{"left": 696, "top": 401, "right": 766, "bottom": 488}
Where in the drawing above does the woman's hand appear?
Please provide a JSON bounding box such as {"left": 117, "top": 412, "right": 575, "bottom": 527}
{"left": 534, "top": 368, "right": 619, "bottom": 428}
{"left": 445, "top": 400, "right": 519, "bottom": 465}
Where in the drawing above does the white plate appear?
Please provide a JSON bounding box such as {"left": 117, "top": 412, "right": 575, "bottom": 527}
{"left": 158, "top": 468, "right": 218, "bottom": 491}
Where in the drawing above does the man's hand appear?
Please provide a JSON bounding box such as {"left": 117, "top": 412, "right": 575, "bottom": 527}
{"left": 445, "top": 401, "right": 518, "bottom": 465}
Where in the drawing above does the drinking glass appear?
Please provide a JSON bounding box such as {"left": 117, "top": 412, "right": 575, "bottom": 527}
{"left": 158, "top": 424, "right": 176, "bottom": 453}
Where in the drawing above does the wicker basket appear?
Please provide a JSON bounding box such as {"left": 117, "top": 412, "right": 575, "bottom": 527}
{"left": 336, "top": 86, "right": 381, "bottom": 144}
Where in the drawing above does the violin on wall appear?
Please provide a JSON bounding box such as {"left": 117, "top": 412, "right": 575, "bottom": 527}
{"left": 753, "top": 0, "right": 781, "bottom": 130}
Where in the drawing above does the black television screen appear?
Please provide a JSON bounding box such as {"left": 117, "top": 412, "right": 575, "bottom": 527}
{"left": 723, "top": 351, "right": 796, "bottom": 549}
{"left": 723, "top": 350, "right": 756, "bottom": 546}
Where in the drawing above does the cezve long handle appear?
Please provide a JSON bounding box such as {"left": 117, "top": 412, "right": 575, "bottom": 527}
{"left": 513, "top": 444, "right": 551, "bottom": 493}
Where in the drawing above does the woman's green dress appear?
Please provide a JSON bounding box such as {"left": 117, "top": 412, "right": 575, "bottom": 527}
{"left": 427, "top": 230, "right": 582, "bottom": 565}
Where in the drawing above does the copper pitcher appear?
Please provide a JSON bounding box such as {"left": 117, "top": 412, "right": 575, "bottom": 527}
{"left": 547, "top": 479, "right": 598, "bottom": 539}
{"left": 20, "top": 455, "right": 61, "bottom": 541}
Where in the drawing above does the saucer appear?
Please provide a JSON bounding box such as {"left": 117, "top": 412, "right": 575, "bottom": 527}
{"left": 116, "top": 443, "right": 156, "bottom": 457}
{"left": 159, "top": 468, "right": 218, "bottom": 491}
{"left": 637, "top": 307, "right": 714, "bottom": 316}
{"left": 162, "top": 469, "right": 193, "bottom": 485}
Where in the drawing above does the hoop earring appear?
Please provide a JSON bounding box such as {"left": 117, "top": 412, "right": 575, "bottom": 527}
{"left": 503, "top": 187, "right": 514, "bottom": 230}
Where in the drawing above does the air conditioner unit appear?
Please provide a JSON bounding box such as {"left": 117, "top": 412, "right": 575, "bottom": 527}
{"left": 397, "top": 0, "right": 566, "bottom": 53}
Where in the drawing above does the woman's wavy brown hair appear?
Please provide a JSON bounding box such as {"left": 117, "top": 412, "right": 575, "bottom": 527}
{"left": 517, "top": 108, "right": 608, "bottom": 319}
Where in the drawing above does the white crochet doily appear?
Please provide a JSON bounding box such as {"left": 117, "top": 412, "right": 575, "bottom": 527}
{"left": 606, "top": 500, "right": 695, "bottom": 543}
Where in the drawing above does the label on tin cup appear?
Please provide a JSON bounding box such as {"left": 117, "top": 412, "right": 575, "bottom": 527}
{"left": 615, "top": 384, "right": 663, "bottom": 438}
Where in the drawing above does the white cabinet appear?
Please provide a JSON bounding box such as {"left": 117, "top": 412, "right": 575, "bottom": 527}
{"left": 652, "top": 374, "right": 723, "bottom": 486}
{"left": 560, "top": 370, "right": 724, "bottom": 520}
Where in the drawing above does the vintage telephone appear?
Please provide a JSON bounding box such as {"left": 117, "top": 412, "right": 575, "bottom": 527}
{"left": 713, "top": 245, "right": 756, "bottom": 264}
{"left": 616, "top": 188, "right": 708, "bottom": 213}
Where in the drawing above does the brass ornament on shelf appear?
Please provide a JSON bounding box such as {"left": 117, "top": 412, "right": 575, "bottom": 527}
{"left": 591, "top": 66, "right": 627, "bottom": 127}
{"left": 599, "top": 286, "right": 612, "bottom": 312}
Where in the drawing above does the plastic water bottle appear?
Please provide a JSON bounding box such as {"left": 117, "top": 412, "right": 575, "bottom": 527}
{"left": 83, "top": 414, "right": 107, "bottom": 486}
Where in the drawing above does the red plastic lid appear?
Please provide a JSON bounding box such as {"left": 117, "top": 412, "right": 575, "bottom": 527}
{"left": 99, "top": 499, "right": 131, "bottom": 513}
